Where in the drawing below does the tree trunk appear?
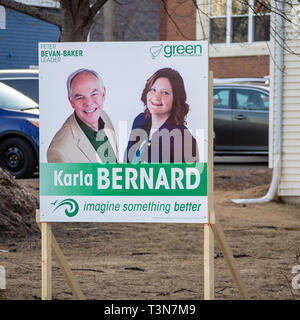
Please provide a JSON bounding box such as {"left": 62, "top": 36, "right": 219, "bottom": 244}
{"left": 59, "top": 0, "right": 108, "bottom": 42}
{"left": 60, "top": 0, "right": 91, "bottom": 41}
{"left": 103, "top": 0, "right": 117, "bottom": 41}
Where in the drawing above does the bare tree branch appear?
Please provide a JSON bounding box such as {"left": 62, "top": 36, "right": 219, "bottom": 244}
{"left": 0, "top": 0, "right": 62, "bottom": 26}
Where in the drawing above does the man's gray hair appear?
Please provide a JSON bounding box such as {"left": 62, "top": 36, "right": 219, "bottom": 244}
{"left": 67, "top": 68, "right": 105, "bottom": 99}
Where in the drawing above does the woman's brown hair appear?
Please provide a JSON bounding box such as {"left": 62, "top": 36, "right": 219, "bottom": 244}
{"left": 141, "top": 68, "right": 189, "bottom": 125}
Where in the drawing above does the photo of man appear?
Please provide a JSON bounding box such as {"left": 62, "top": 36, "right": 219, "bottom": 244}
{"left": 47, "top": 68, "right": 118, "bottom": 163}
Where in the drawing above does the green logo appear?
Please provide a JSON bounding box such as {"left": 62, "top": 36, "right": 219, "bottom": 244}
{"left": 150, "top": 44, "right": 202, "bottom": 59}
{"left": 163, "top": 44, "right": 202, "bottom": 58}
{"left": 51, "top": 199, "right": 79, "bottom": 217}
{"left": 150, "top": 44, "right": 163, "bottom": 59}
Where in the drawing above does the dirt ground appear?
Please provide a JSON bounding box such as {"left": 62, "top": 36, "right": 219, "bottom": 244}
{"left": 0, "top": 167, "right": 300, "bottom": 300}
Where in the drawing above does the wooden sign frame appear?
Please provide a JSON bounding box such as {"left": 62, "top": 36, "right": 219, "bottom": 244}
{"left": 37, "top": 72, "right": 248, "bottom": 300}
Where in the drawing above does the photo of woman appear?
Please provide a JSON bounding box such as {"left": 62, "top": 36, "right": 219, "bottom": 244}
{"left": 125, "top": 67, "right": 199, "bottom": 163}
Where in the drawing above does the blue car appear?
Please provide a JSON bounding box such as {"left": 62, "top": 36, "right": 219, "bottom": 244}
{"left": 0, "top": 82, "right": 39, "bottom": 178}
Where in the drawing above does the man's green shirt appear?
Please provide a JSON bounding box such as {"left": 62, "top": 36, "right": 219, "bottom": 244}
{"left": 75, "top": 114, "right": 117, "bottom": 163}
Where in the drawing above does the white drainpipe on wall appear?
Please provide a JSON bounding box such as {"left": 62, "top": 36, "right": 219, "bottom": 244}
{"left": 232, "top": 0, "right": 284, "bottom": 204}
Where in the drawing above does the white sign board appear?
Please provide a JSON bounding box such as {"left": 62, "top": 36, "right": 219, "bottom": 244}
{"left": 39, "top": 41, "right": 208, "bottom": 223}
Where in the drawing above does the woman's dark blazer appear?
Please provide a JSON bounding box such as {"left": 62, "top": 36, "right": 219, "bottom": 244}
{"left": 125, "top": 113, "right": 199, "bottom": 163}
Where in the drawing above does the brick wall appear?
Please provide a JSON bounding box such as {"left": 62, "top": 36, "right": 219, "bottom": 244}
{"left": 160, "top": 0, "right": 196, "bottom": 40}
{"left": 209, "top": 55, "right": 270, "bottom": 78}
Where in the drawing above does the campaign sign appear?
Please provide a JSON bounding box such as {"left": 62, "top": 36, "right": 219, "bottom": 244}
{"left": 39, "top": 41, "right": 209, "bottom": 223}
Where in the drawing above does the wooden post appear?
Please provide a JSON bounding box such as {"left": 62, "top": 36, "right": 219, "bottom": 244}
{"left": 36, "top": 210, "right": 85, "bottom": 300}
{"left": 41, "top": 221, "right": 52, "bottom": 300}
{"left": 203, "top": 71, "right": 215, "bottom": 299}
{"left": 203, "top": 71, "right": 248, "bottom": 300}
{"left": 203, "top": 223, "right": 214, "bottom": 299}
{"left": 207, "top": 71, "right": 215, "bottom": 224}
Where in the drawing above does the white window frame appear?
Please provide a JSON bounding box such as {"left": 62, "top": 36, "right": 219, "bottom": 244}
{"left": 197, "top": 0, "right": 271, "bottom": 57}
{"left": 0, "top": 6, "right": 6, "bottom": 30}
{"left": 209, "top": 0, "right": 271, "bottom": 44}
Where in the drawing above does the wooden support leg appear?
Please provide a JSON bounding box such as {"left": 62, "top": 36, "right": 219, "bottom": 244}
{"left": 41, "top": 222, "right": 52, "bottom": 300}
{"left": 36, "top": 210, "right": 85, "bottom": 300}
{"left": 204, "top": 71, "right": 215, "bottom": 300}
{"left": 51, "top": 233, "right": 85, "bottom": 300}
{"left": 210, "top": 219, "right": 249, "bottom": 300}
{"left": 203, "top": 223, "right": 214, "bottom": 300}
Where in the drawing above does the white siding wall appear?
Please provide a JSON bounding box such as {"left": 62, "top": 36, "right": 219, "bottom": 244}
{"left": 272, "top": 0, "right": 300, "bottom": 197}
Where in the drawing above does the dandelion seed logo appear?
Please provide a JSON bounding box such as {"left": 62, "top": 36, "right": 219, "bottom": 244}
{"left": 51, "top": 199, "right": 79, "bottom": 217}
{"left": 150, "top": 44, "right": 163, "bottom": 59}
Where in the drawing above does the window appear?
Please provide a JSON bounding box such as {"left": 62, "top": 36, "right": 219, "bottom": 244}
{"left": 213, "top": 88, "right": 230, "bottom": 109}
{"left": 209, "top": 0, "right": 227, "bottom": 43}
{"left": 253, "top": 0, "right": 271, "bottom": 41}
{"left": 232, "top": 0, "right": 248, "bottom": 42}
{"left": 0, "top": 6, "right": 5, "bottom": 30}
{"left": 0, "top": 83, "right": 37, "bottom": 111}
{"left": 1, "top": 79, "right": 39, "bottom": 103}
{"left": 209, "top": 0, "right": 271, "bottom": 44}
{"left": 235, "top": 88, "right": 269, "bottom": 111}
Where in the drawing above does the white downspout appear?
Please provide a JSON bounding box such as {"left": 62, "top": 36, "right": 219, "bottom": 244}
{"left": 232, "top": 0, "right": 284, "bottom": 204}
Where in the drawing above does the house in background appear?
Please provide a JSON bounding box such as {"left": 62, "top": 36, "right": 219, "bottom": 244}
{"left": 0, "top": 0, "right": 271, "bottom": 76}
{"left": 270, "top": 0, "right": 300, "bottom": 204}
{"left": 160, "top": 0, "right": 270, "bottom": 79}
{"left": 0, "top": 0, "right": 60, "bottom": 69}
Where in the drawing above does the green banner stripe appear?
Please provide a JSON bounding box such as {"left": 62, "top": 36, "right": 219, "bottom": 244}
{"left": 40, "top": 163, "right": 207, "bottom": 196}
